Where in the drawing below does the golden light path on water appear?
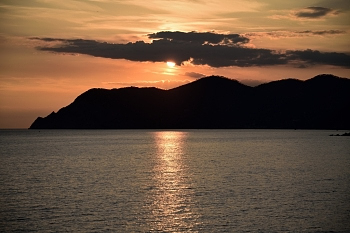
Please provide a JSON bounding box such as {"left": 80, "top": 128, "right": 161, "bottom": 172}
{"left": 148, "top": 131, "right": 201, "bottom": 232}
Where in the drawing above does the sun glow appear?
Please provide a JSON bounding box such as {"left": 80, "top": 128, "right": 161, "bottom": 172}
{"left": 166, "top": 61, "right": 176, "bottom": 67}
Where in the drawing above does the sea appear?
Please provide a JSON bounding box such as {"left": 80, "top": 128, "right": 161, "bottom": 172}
{"left": 0, "top": 129, "right": 349, "bottom": 232}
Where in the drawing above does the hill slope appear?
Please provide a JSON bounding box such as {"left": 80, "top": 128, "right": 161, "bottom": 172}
{"left": 29, "top": 74, "right": 350, "bottom": 129}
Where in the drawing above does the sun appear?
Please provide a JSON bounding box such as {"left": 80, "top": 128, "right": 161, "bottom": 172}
{"left": 166, "top": 61, "right": 176, "bottom": 67}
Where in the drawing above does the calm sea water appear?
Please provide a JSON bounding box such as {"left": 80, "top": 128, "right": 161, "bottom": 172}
{"left": 0, "top": 129, "right": 349, "bottom": 232}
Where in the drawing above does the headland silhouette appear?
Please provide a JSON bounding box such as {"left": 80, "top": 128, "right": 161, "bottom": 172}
{"left": 29, "top": 74, "right": 350, "bottom": 129}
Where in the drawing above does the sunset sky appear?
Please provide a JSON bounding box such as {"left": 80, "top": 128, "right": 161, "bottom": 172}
{"left": 0, "top": 0, "right": 349, "bottom": 128}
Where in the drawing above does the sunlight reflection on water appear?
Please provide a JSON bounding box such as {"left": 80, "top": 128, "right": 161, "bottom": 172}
{"left": 148, "top": 131, "right": 200, "bottom": 232}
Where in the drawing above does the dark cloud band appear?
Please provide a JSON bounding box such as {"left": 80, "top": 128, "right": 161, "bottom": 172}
{"left": 148, "top": 31, "right": 249, "bottom": 45}
{"left": 32, "top": 31, "right": 350, "bottom": 68}
{"left": 295, "top": 6, "right": 338, "bottom": 18}
{"left": 297, "top": 30, "right": 346, "bottom": 35}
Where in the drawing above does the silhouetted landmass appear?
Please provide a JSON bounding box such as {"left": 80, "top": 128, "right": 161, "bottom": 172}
{"left": 29, "top": 74, "right": 350, "bottom": 129}
{"left": 329, "top": 132, "right": 350, "bottom": 136}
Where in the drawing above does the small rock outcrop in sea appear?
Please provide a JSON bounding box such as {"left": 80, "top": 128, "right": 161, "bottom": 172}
{"left": 29, "top": 74, "right": 350, "bottom": 129}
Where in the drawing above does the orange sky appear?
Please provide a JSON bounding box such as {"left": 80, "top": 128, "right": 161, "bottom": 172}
{"left": 0, "top": 0, "right": 349, "bottom": 128}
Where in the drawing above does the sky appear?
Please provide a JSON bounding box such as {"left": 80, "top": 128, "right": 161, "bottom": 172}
{"left": 0, "top": 0, "right": 349, "bottom": 128}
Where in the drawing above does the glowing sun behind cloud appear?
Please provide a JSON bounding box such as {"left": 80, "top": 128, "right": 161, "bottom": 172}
{"left": 167, "top": 61, "right": 176, "bottom": 67}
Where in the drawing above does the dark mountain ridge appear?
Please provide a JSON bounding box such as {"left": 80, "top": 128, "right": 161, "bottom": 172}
{"left": 29, "top": 74, "right": 350, "bottom": 129}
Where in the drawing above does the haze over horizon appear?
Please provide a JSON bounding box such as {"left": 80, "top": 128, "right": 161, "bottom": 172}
{"left": 0, "top": 0, "right": 349, "bottom": 128}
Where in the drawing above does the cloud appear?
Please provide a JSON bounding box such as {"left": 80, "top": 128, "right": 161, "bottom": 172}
{"left": 286, "top": 49, "right": 350, "bottom": 68}
{"left": 34, "top": 37, "right": 286, "bottom": 67}
{"left": 271, "top": 6, "right": 341, "bottom": 21}
{"left": 246, "top": 30, "right": 346, "bottom": 39}
{"left": 31, "top": 31, "right": 350, "bottom": 69}
{"left": 148, "top": 31, "right": 249, "bottom": 45}
{"left": 184, "top": 72, "right": 206, "bottom": 79}
{"left": 294, "top": 6, "right": 340, "bottom": 19}
{"left": 296, "top": 30, "right": 346, "bottom": 35}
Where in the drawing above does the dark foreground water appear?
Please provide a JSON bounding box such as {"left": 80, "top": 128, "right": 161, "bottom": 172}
{"left": 0, "top": 130, "right": 349, "bottom": 232}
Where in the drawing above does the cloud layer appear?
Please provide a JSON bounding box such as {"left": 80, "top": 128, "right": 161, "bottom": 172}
{"left": 32, "top": 31, "right": 350, "bottom": 68}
